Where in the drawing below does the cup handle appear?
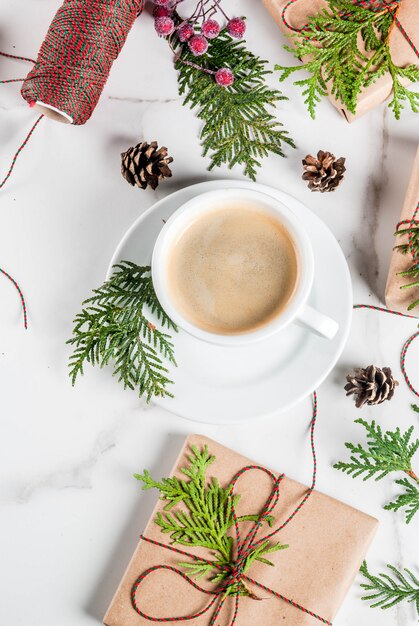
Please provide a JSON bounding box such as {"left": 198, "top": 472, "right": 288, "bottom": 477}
{"left": 296, "top": 304, "right": 339, "bottom": 340}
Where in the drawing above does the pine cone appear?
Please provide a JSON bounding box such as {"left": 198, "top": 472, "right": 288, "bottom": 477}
{"left": 344, "top": 366, "right": 399, "bottom": 408}
{"left": 302, "top": 150, "right": 346, "bottom": 193}
{"left": 121, "top": 141, "right": 173, "bottom": 190}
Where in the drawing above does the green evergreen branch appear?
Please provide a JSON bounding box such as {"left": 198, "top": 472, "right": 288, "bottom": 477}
{"left": 135, "top": 445, "right": 287, "bottom": 592}
{"left": 360, "top": 561, "right": 419, "bottom": 615}
{"left": 334, "top": 419, "right": 419, "bottom": 480}
{"left": 174, "top": 26, "right": 295, "bottom": 180}
{"left": 385, "top": 477, "right": 419, "bottom": 524}
{"left": 67, "top": 261, "right": 177, "bottom": 403}
{"left": 275, "top": 0, "right": 419, "bottom": 119}
{"left": 334, "top": 416, "right": 419, "bottom": 523}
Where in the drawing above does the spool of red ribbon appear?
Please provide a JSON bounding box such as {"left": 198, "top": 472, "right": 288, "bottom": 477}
{"left": 21, "top": 0, "right": 145, "bottom": 125}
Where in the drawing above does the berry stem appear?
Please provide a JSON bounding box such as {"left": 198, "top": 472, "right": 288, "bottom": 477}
{"left": 212, "top": 0, "right": 229, "bottom": 20}
{"left": 156, "top": 0, "right": 236, "bottom": 85}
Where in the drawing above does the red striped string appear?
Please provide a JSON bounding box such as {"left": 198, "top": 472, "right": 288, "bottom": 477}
{"left": 0, "top": 267, "right": 28, "bottom": 329}
{"left": 0, "top": 50, "right": 44, "bottom": 189}
{"left": 0, "top": 49, "right": 30, "bottom": 321}
{"left": 401, "top": 332, "right": 419, "bottom": 398}
{"left": 0, "top": 115, "right": 43, "bottom": 189}
{"left": 131, "top": 393, "right": 332, "bottom": 625}
{"left": 0, "top": 50, "right": 36, "bottom": 64}
{"left": 0, "top": 79, "right": 26, "bottom": 84}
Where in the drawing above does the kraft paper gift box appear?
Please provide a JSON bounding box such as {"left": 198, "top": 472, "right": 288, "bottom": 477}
{"left": 262, "top": 0, "right": 419, "bottom": 122}
{"left": 104, "top": 434, "right": 378, "bottom": 626}
{"left": 385, "top": 145, "right": 419, "bottom": 316}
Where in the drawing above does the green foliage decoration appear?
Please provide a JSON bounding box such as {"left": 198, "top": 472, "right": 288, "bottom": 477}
{"left": 173, "top": 23, "right": 295, "bottom": 181}
{"left": 67, "top": 261, "right": 177, "bottom": 403}
{"left": 135, "top": 445, "right": 287, "bottom": 595}
{"left": 360, "top": 561, "right": 419, "bottom": 616}
{"left": 275, "top": 0, "right": 419, "bottom": 119}
{"left": 334, "top": 416, "right": 419, "bottom": 523}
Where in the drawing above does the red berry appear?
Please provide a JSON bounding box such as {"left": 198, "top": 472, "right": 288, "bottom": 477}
{"left": 154, "top": 0, "right": 171, "bottom": 6}
{"left": 188, "top": 35, "right": 208, "bottom": 56}
{"left": 178, "top": 22, "right": 194, "bottom": 42}
{"left": 201, "top": 19, "right": 220, "bottom": 40}
{"left": 215, "top": 67, "right": 234, "bottom": 87}
{"left": 227, "top": 17, "right": 246, "bottom": 39}
{"left": 154, "top": 16, "right": 175, "bottom": 36}
{"left": 153, "top": 5, "right": 170, "bottom": 17}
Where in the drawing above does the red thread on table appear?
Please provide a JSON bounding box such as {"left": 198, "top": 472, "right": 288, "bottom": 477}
{"left": 0, "top": 52, "right": 44, "bottom": 188}
{"left": 401, "top": 332, "right": 419, "bottom": 398}
{"left": 131, "top": 394, "right": 332, "bottom": 625}
{"left": 281, "top": 0, "right": 419, "bottom": 59}
{"left": 0, "top": 267, "right": 28, "bottom": 329}
{"left": 0, "top": 51, "right": 35, "bottom": 64}
{"left": 0, "top": 116, "right": 43, "bottom": 189}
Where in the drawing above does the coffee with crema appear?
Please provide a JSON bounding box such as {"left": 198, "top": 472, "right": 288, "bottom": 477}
{"left": 167, "top": 204, "right": 299, "bottom": 335}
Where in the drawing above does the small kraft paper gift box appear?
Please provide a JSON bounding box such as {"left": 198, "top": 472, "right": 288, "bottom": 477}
{"left": 104, "top": 434, "right": 378, "bottom": 626}
{"left": 263, "top": 0, "right": 419, "bottom": 122}
{"left": 385, "top": 145, "right": 419, "bottom": 316}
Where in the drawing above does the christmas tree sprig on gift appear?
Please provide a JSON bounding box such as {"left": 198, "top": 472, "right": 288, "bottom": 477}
{"left": 174, "top": 28, "right": 295, "bottom": 181}
{"left": 359, "top": 562, "right": 419, "bottom": 616}
{"left": 275, "top": 0, "right": 419, "bottom": 119}
{"left": 135, "top": 445, "right": 287, "bottom": 593}
{"left": 394, "top": 219, "right": 419, "bottom": 310}
{"left": 334, "top": 415, "right": 419, "bottom": 523}
{"left": 67, "top": 261, "right": 177, "bottom": 403}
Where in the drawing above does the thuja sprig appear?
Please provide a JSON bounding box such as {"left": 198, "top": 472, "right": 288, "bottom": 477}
{"left": 275, "top": 0, "right": 419, "bottom": 119}
{"left": 152, "top": 0, "right": 295, "bottom": 180}
{"left": 135, "top": 445, "right": 287, "bottom": 593}
{"left": 67, "top": 261, "right": 177, "bottom": 403}
{"left": 394, "top": 219, "right": 419, "bottom": 310}
{"left": 360, "top": 561, "right": 419, "bottom": 616}
{"left": 175, "top": 29, "right": 294, "bottom": 180}
{"left": 334, "top": 416, "right": 419, "bottom": 523}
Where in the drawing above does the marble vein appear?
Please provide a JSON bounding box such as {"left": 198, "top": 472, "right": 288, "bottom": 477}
{"left": 17, "top": 432, "right": 117, "bottom": 504}
{"left": 352, "top": 109, "right": 389, "bottom": 301}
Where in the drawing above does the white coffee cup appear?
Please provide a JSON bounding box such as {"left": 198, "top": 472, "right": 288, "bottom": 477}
{"left": 152, "top": 189, "right": 339, "bottom": 346}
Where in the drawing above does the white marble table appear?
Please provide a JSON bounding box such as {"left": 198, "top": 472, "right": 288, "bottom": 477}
{"left": 1, "top": 1, "right": 419, "bottom": 624}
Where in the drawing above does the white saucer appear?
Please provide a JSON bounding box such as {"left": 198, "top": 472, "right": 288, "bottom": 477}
{"left": 108, "top": 181, "right": 352, "bottom": 424}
